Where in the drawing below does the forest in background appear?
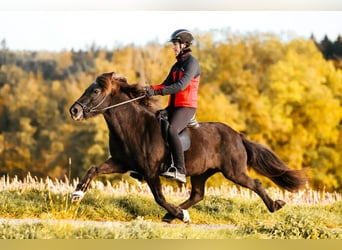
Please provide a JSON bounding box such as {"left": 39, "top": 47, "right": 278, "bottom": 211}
{"left": 0, "top": 30, "right": 342, "bottom": 191}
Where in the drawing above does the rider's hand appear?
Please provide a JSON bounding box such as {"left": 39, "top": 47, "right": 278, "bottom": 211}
{"left": 144, "top": 87, "right": 162, "bottom": 97}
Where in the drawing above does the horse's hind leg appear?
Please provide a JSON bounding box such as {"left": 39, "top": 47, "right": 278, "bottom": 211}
{"left": 71, "top": 158, "right": 126, "bottom": 202}
{"left": 222, "top": 164, "right": 285, "bottom": 212}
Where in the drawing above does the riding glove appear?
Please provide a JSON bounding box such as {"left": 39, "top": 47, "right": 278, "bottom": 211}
{"left": 145, "top": 86, "right": 162, "bottom": 97}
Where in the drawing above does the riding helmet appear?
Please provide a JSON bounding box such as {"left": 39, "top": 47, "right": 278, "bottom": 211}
{"left": 169, "top": 29, "right": 194, "bottom": 47}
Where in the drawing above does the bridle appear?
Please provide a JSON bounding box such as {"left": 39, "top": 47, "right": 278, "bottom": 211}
{"left": 76, "top": 94, "right": 146, "bottom": 113}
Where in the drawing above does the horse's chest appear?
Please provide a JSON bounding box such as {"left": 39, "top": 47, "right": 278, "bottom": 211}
{"left": 109, "top": 134, "right": 140, "bottom": 158}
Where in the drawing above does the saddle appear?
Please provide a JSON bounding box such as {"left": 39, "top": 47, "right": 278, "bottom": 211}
{"left": 156, "top": 109, "right": 199, "bottom": 173}
{"left": 129, "top": 109, "right": 199, "bottom": 181}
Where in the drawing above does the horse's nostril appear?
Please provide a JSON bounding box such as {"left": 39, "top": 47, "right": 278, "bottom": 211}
{"left": 70, "top": 105, "right": 81, "bottom": 117}
{"left": 71, "top": 107, "right": 78, "bottom": 115}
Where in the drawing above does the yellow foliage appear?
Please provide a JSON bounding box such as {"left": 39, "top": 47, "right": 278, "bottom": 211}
{"left": 197, "top": 84, "right": 246, "bottom": 132}
{"left": 95, "top": 51, "right": 114, "bottom": 74}
{"left": 56, "top": 50, "right": 73, "bottom": 72}
{"left": 1, "top": 31, "right": 342, "bottom": 191}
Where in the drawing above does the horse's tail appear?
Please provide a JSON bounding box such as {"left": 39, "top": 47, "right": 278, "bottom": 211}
{"left": 241, "top": 135, "right": 307, "bottom": 192}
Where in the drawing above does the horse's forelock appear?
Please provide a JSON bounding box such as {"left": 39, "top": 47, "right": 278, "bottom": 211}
{"left": 95, "top": 72, "right": 127, "bottom": 95}
{"left": 95, "top": 73, "right": 112, "bottom": 94}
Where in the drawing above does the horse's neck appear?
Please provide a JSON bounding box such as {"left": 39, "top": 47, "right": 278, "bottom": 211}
{"left": 103, "top": 100, "right": 165, "bottom": 164}
{"left": 105, "top": 106, "right": 133, "bottom": 132}
{"left": 103, "top": 102, "right": 156, "bottom": 142}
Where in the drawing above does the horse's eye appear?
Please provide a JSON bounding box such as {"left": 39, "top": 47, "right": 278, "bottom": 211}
{"left": 93, "top": 89, "right": 100, "bottom": 95}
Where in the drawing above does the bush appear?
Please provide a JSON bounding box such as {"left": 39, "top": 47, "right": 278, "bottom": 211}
{"left": 237, "top": 214, "right": 339, "bottom": 239}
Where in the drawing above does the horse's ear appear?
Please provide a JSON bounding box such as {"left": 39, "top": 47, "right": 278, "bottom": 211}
{"left": 110, "top": 72, "right": 128, "bottom": 93}
{"left": 111, "top": 72, "right": 127, "bottom": 84}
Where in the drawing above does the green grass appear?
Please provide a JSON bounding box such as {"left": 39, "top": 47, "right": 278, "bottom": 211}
{"left": 0, "top": 175, "right": 341, "bottom": 239}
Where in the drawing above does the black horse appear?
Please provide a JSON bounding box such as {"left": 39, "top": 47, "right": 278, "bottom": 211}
{"left": 69, "top": 72, "right": 306, "bottom": 223}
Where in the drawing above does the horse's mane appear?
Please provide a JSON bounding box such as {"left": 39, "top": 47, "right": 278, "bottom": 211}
{"left": 96, "top": 72, "right": 160, "bottom": 112}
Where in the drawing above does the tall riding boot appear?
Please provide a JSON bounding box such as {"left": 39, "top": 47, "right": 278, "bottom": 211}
{"left": 161, "top": 129, "right": 186, "bottom": 183}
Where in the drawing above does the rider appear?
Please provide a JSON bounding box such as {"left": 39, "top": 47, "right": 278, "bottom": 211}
{"left": 145, "top": 29, "right": 201, "bottom": 183}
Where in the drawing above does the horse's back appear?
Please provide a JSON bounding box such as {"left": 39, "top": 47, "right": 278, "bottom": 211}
{"left": 185, "top": 122, "right": 246, "bottom": 175}
{"left": 189, "top": 121, "right": 242, "bottom": 143}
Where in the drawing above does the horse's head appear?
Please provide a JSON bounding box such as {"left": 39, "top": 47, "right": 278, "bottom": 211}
{"left": 69, "top": 72, "right": 129, "bottom": 120}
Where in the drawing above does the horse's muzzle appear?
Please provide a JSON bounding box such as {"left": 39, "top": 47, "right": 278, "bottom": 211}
{"left": 69, "top": 103, "right": 84, "bottom": 121}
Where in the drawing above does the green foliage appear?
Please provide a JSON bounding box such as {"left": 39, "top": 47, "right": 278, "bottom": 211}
{"left": 0, "top": 31, "right": 342, "bottom": 191}
{"left": 238, "top": 214, "right": 339, "bottom": 239}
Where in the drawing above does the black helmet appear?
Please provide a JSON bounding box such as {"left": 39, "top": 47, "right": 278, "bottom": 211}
{"left": 169, "top": 29, "right": 194, "bottom": 47}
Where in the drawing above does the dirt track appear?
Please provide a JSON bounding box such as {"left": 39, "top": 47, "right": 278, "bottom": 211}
{"left": 0, "top": 218, "right": 237, "bottom": 230}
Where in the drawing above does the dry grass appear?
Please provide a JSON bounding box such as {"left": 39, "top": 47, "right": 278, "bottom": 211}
{"left": 0, "top": 173, "right": 340, "bottom": 206}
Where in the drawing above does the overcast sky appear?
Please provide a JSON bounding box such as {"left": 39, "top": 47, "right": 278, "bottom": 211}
{"left": 0, "top": 1, "right": 341, "bottom": 51}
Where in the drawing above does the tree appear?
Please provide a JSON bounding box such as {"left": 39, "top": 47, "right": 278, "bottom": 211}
{"left": 263, "top": 39, "right": 342, "bottom": 190}
{"left": 1, "top": 31, "right": 342, "bottom": 191}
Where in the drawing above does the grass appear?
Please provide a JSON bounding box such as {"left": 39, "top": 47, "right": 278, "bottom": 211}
{"left": 0, "top": 174, "right": 341, "bottom": 239}
{"left": 0, "top": 217, "right": 238, "bottom": 239}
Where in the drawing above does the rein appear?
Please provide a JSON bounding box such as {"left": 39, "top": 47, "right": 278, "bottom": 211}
{"left": 77, "top": 95, "right": 146, "bottom": 113}
{"left": 94, "top": 95, "right": 146, "bottom": 112}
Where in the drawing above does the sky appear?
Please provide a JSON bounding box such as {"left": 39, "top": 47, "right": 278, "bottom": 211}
{"left": 0, "top": 1, "right": 341, "bottom": 51}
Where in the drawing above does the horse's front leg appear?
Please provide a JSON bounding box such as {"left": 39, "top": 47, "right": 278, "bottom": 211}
{"left": 71, "top": 158, "right": 126, "bottom": 202}
{"left": 162, "top": 172, "right": 213, "bottom": 223}
{"left": 146, "top": 177, "right": 190, "bottom": 223}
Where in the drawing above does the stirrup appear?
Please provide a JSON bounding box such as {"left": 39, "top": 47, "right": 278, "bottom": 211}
{"left": 161, "top": 166, "right": 186, "bottom": 183}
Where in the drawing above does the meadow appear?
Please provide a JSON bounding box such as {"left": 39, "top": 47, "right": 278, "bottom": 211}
{"left": 0, "top": 174, "right": 341, "bottom": 239}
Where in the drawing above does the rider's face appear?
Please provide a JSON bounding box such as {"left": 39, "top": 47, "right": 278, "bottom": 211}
{"left": 172, "top": 41, "right": 185, "bottom": 56}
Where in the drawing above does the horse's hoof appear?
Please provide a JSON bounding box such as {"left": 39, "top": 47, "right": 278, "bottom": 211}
{"left": 70, "top": 191, "right": 85, "bottom": 203}
{"left": 162, "top": 212, "right": 175, "bottom": 223}
{"left": 274, "top": 200, "right": 286, "bottom": 212}
{"left": 182, "top": 209, "right": 191, "bottom": 223}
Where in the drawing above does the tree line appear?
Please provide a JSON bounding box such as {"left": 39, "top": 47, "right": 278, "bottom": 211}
{"left": 314, "top": 35, "right": 342, "bottom": 61}
{"left": 0, "top": 31, "right": 342, "bottom": 191}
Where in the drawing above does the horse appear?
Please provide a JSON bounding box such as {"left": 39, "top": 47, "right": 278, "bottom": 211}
{"left": 69, "top": 72, "right": 306, "bottom": 223}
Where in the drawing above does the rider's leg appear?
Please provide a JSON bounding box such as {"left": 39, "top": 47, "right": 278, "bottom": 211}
{"left": 169, "top": 124, "right": 186, "bottom": 173}
{"left": 162, "top": 107, "right": 196, "bottom": 183}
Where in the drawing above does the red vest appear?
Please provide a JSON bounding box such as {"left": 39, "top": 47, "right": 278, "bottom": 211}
{"left": 152, "top": 72, "right": 200, "bottom": 108}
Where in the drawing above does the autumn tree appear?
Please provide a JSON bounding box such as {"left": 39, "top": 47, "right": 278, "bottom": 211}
{"left": 1, "top": 32, "right": 342, "bottom": 191}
